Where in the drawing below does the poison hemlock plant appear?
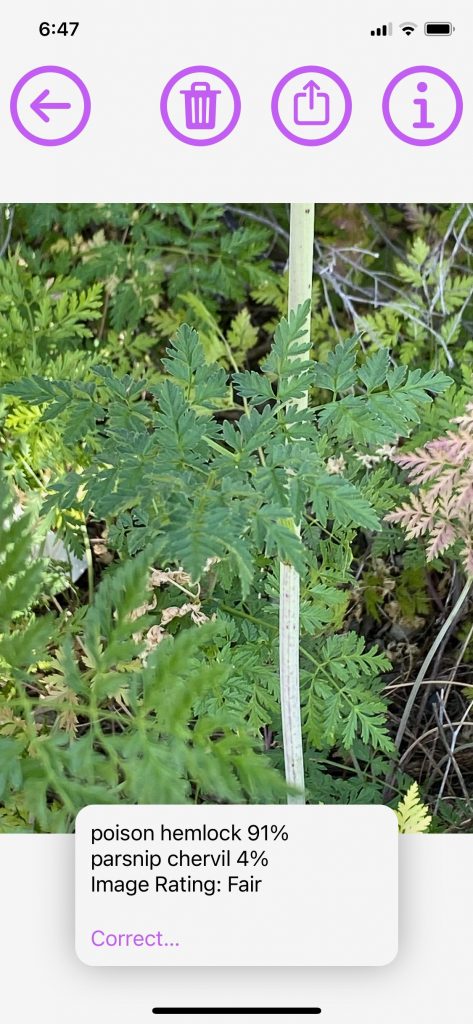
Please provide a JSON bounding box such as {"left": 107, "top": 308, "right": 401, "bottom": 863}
{"left": 2, "top": 202, "right": 473, "bottom": 829}
{"left": 0, "top": 487, "right": 286, "bottom": 831}
{"left": 1, "top": 306, "right": 452, "bottom": 813}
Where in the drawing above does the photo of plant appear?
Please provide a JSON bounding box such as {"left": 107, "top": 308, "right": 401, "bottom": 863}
{"left": 1, "top": 202, "right": 473, "bottom": 833}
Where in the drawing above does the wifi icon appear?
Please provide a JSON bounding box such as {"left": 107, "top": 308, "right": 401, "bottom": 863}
{"left": 400, "top": 22, "right": 417, "bottom": 35}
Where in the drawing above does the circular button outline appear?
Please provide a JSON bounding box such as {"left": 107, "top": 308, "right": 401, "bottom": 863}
{"left": 10, "top": 65, "right": 91, "bottom": 147}
{"left": 271, "top": 65, "right": 352, "bottom": 146}
{"left": 382, "top": 65, "right": 463, "bottom": 147}
{"left": 160, "top": 65, "right": 241, "bottom": 147}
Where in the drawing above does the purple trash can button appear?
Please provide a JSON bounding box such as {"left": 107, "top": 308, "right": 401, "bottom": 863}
{"left": 161, "top": 66, "right": 240, "bottom": 146}
{"left": 181, "top": 82, "right": 221, "bottom": 130}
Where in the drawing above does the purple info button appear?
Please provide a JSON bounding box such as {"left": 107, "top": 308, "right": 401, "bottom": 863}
{"left": 382, "top": 65, "right": 463, "bottom": 146}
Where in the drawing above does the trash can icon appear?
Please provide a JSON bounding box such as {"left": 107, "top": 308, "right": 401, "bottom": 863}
{"left": 180, "top": 81, "right": 221, "bottom": 129}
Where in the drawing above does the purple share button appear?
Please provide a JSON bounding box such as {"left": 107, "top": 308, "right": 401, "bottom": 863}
{"left": 271, "top": 65, "right": 352, "bottom": 146}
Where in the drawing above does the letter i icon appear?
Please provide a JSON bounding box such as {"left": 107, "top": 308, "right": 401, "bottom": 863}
{"left": 413, "top": 81, "right": 435, "bottom": 128}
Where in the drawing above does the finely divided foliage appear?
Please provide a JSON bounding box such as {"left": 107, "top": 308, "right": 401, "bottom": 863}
{"left": 2, "top": 203, "right": 473, "bottom": 830}
{"left": 0, "top": 304, "right": 452, "bottom": 826}
{"left": 4, "top": 310, "right": 450, "bottom": 588}
{"left": 0, "top": 488, "right": 286, "bottom": 830}
{"left": 386, "top": 403, "right": 473, "bottom": 574}
{"left": 396, "top": 782, "right": 432, "bottom": 834}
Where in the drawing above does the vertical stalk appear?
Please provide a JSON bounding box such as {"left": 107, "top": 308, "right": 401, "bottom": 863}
{"left": 280, "top": 203, "right": 315, "bottom": 804}
{"left": 395, "top": 575, "right": 472, "bottom": 752}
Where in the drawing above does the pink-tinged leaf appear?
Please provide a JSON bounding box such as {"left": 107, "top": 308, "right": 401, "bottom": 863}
{"left": 410, "top": 463, "right": 445, "bottom": 485}
{"left": 462, "top": 544, "right": 473, "bottom": 577}
{"left": 392, "top": 450, "right": 448, "bottom": 484}
{"left": 392, "top": 450, "right": 434, "bottom": 472}
{"left": 390, "top": 402, "right": 473, "bottom": 564}
{"left": 426, "top": 522, "right": 456, "bottom": 560}
{"left": 426, "top": 468, "right": 461, "bottom": 501}
{"left": 456, "top": 478, "right": 473, "bottom": 510}
{"left": 385, "top": 496, "right": 435, "bottom": 537}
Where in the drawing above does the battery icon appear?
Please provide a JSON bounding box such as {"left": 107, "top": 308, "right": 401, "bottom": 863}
{"left": 424, "top": 22, "right": 455, "bottom": 35}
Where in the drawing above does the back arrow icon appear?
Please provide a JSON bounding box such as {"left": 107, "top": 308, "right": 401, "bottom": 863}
{"left": 30, "top": 88, "right": 72, "bottom": 123}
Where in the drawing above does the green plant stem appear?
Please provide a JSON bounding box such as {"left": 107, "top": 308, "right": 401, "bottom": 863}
{"left": 280, "top": 203, "right": 314, "bottom": 804}
{"left": 81, "top": 521, "right": 94, "bottom": 605}
{"left": 16, "top": 452, "right": 46, "bottom": 491}
{"left": 395, "top": 575, "right": 473, "bottom": 753}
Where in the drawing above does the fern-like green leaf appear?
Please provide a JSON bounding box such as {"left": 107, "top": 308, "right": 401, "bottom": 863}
{"left": 396, "top": 783, "right": 432, "bottom": 833}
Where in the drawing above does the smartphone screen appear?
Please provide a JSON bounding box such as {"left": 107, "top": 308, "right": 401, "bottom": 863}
{"left": 0, "top": 3, "right": 471, "bottom": 1021}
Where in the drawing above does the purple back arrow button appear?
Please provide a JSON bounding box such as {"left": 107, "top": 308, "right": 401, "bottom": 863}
{"left": 10, "top": 66, "right": 91, "bottom": 146}
{"left": 31, "top": 88, "right": 72, "bottom": 123}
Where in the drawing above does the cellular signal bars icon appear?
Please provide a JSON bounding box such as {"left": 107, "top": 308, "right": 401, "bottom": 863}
{"left": 371, "top": 22, "right": 392, "bottom": 36}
